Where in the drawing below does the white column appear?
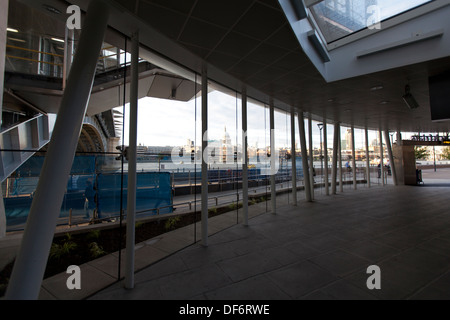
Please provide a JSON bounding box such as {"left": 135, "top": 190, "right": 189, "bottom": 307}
{"left": 291, "top": 108, "right": 297, "bottom": 206}
{"left": 298, "top": 112, "right": 312, "bottom": 201}
{"left": 201, "top": 64, "right": 208, "bottom": 246}
{"left": 0, "top": 0, "right": 9, "bottom": 239}
{"left": 331, "top": 123, "right": 339, "bottom": 194}
{"left": 379, "top": 130, "right": 385, "bottom": 186}
{"left": 323, "top": 119, "right": 329, "bottom": 195}
{"left": 384, "top": 130, "right": 398, "bottom": 186}
{"left": 351, "top": 126, "right": 357, "bottom": 190}
{"left": 6, "top": 0, "right": 109, "bottom": 299}
{"left": 241, "top": 88, "right": 249, "bottom": 225}
{"left": 270, "top": 102, "right": 276, "bottom": 214}
{"left": 308, "top": 114, "right": 314, "bottom": 200}
{"left": 365, "top": 128, "right": 371, "bottom": 188}
{"left": 124, "top": 31, "right": 139, "bottom": 290}
{"left": 63, "top": 27, "right": 74, "bottom": 90}
{"left": 339, "top": 125, "right": 343, "bottom": 192}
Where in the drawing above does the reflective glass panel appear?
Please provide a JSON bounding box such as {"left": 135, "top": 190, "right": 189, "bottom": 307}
{"left": 310, "top": 0, "right": 433, "bottom": 43}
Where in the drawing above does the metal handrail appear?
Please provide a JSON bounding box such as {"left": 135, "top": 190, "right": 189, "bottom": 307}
{"left": 6, "top": 44, "right": 64, "bottom": 58}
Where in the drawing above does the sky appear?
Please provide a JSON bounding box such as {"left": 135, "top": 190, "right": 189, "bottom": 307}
{"left": 118, "top": 89, "right": 384, "bottom": 151}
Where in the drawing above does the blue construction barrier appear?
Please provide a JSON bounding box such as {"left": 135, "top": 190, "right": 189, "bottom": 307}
{"left": 4, "top": 156, "right": 173, "bottom": 231}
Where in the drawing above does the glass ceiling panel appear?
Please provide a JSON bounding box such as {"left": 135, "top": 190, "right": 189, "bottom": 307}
{"left": 310, "top": 0, "right": 434, "bottom": 44}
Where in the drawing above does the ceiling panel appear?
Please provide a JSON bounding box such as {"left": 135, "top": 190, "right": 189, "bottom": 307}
{"left": 245, "top": 43, "right": 290, "bottom": 66}
{"left": 213, "top": 31, "right": 261, "bottom": 59}
{"left": 191, "top": 0, "right": 254, "bottom": 29}
{"left": 141, "top": 0, "right": 197, "bottom": 15}
{"left": 137, "top": 2, "right": 187, "bottom": 39}
{"left": 232, "top": 2, "right": 286, "bottom": 41}
{"left": 24, "top": 0, "right": 450, "bottom": 133}
{"left": 178, "top": 18, "right": 228, "bottom": 52}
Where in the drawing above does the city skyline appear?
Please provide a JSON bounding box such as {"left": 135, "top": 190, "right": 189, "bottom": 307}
{"left": 119, "top": 90, "right": 418, "bottom": 151}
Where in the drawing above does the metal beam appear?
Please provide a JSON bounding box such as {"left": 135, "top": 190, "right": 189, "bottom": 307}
{"left": 298, "top": 112, "right": 312, "bottom": 202}
{"left": 242, "top": 88, "right": 249, "bottom": 225}
{"left": 323, "top": 119, "right": 329, "bottom": 195}
{"left": 379, "top": 130, "right": 385, "bottom": 186}
{"left": 5, "top": 0, "right": 109, "bottom": 299}
{"left": 201, "top": 64, "right": 208, "bottom": 246}
{"left": 270, "top": 102, "right": 276, "bottom": 214}
{"left": 124, "top": 31, "right": 139, "bottom": 290}
{"left": 365, "top": 128, "right": 371, "bottom": 188}
{"left": 304, "top": 0, "right": 324, "bottom": 8}
{"left": 384, "top": 130, "right": 398, "bottom": 186}
{"left": 308, "top": 114, "right": 314, "bottom": 200}
{"left": 0, "top": 0, "right": 8, "bottom": 239}
{"left": 291, "top": 108, "right": 297, "bottom": 205}
{"left": 351, "top": 126, "right": 357, "bottom": 189}
{"left": 339, "top": 126, "right": 343, "bottom": 192}
{"left": 331, "top": 122, "right": 339, "bottom": 194}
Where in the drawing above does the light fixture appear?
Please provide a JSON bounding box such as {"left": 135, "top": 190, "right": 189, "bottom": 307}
{"left": 402, "top": 85, "right": 419, "bottom": 109}
{"left": 7, "top": 28, "right": 19, "bottom": 33}
{"left": 51, "top": 37, "right": 65, "bottom": 43}
{"left": 8, "top": 37, "right": 26, "bottom": 43}
{"left": 370, "top": 85, "right": 383, "bottom": 91}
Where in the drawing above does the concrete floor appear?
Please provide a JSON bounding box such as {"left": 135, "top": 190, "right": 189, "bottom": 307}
{"left": 89, "top": 181, "right": 450, "bottom": 300}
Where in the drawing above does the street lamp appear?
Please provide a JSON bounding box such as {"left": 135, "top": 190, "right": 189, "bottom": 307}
{"left": 317, "top": 123, "right": 323, "bottom": 189}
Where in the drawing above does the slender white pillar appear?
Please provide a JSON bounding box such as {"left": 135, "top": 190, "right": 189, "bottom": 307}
{"left": 0, "top": 0, "right": 9, "bottom": 239}
{"left": 201, "top": 65, "right": 208, "bottom": 246}
{"left": 331, "top": 123, "right": 339, "bottom": 194}
{"left": 6, "top": 0, "right": 109, "bottom": 299}
{"left": 323, "top": 119, "right": 329, "bottom": 195}
{"left": 308, "top": 114, "right": 314, "bottom": 200}
{"left": 63, "top": 27, "right": 74, "bottom": 90}
{"left": 242, "top": 88, "right": 249, "bottom": 225}
{"left": 365, "top": 128, "right": 371, "bottom": 188}
{"left": 124, "top": 31, "right": 139, "bottom": 290}
{"left": 379, "top": 130, "right": 385, "bottom": 186}
{"left": 298, "top": 112, "right": 312, "bottom": 201}
{"left": 270, "top": 103, "right": 276, "bottom": 214}
{"left": 291, "top": 108, "right": 297, "bottom": 206}
{"left": 339, "top": 125, "right": 343, "bottom": 192}
{"left": 384, "top": 130, "right": 398, "bottom": 186}
{"left": 351, "top": 126, "right": 357, "bottom": 190}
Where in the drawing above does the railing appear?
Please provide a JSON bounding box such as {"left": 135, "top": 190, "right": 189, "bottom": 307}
{"left": 5, "top": 33, "right": 131, "bottom": 79}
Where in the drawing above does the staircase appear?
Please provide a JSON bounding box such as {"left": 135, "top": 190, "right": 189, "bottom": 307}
{"left": 0, "top": 114, "right": 51, "bottom": 182}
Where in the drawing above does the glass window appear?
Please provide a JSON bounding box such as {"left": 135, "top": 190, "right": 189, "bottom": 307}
{"left": 310, "top": 0, "right": 434, "bottom": 44}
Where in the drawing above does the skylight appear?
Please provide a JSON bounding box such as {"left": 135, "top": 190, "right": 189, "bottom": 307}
{"left": 310, "top": 0, "right": 434, "bottom": 44}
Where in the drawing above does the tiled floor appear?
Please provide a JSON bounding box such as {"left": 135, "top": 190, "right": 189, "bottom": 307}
{"left": 90, "top": 183, "right": 450, "bottom": 300}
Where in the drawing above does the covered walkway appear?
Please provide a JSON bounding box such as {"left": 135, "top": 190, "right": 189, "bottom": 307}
{"left": 89, "top": 182, "right": 450, "bottom": 300}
